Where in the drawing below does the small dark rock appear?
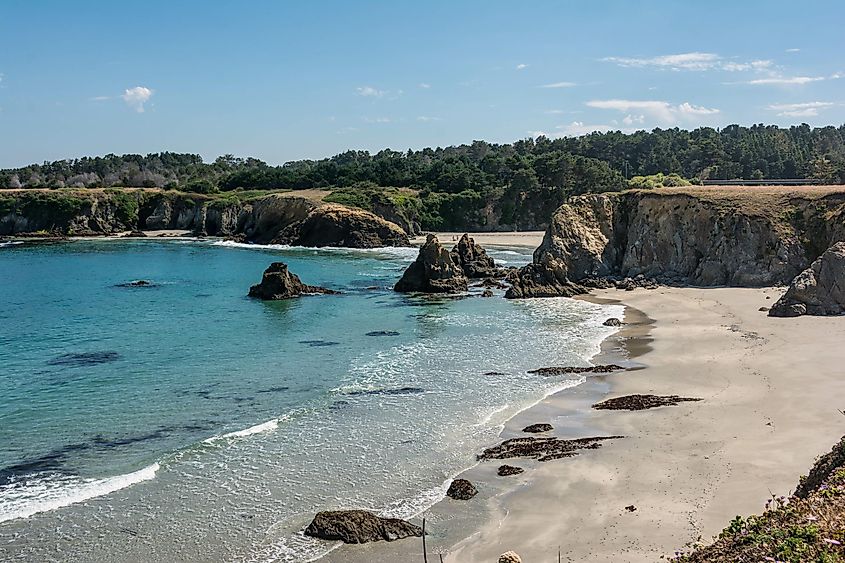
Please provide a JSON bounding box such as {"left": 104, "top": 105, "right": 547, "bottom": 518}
{"left": 625, "top": 505, "right": 637, "bottom": 512}
{"left": 481, "top": 289, "right": 494, "bottom": 298}
{"left": 497, "top": 465, "right": 524, "bottom": 476}
{"left": 758, "top": 306, "right": 770, "bottom": 312}
{"left": 483, "top": 371, "right": 507, "bottom": 376}
{"left": 303, "top": 510, "right": 422, "bottom": 544}
{"left": 603, "top": 317, "right": 622, "bottom": 326}
{"left": 365, "top": 331, "right": 400, "bottom": 337}
{"left": 522, "top": 423, "right": 553, "bottom": 433}
{"left": 446, "top": 478, "right": 478, "bottom": 500}
{"left": 117, "top": 279, "right": 155, "bottom": 287}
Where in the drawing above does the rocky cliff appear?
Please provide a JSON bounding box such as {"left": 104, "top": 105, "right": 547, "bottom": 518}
{"left": 0, "top": 189, "right": 409, "bottom": 248}
{"left": 507, "top": 186, "right": 845, "bottom": 298}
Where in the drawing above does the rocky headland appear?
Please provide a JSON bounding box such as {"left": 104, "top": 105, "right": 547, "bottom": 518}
{"left": 506, "top": 186, "right": 845, "bottom": 298}
{"left": 0, "top": 189, "right": 410, "bottom": 248}
{"left": 769, "top": 241, "right": 845, "bottom": 317}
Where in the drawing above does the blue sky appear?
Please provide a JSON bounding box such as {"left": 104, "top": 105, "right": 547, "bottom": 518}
{"left": 1, "top": 0, "right": 843, "bottom": 168}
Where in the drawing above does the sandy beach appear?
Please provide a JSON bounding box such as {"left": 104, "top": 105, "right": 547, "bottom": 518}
{"left": 444, "top": 286, "right": 845, "bottom": 561}
{"left": 411, "top": 231, "right": 546, "bottom": 248}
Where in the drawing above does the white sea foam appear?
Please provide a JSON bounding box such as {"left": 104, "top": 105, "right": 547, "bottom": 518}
{"left": 203, "top": 418, "right": 280, "bottom": 444}
{"left": 0, "top": 241, "right": 24, "bottom": 248}
{"left": 208, "top": 239, "right": 418, "bottom": 259}
{"left": 0, "top": 463, "right": 159, "bottom": 523}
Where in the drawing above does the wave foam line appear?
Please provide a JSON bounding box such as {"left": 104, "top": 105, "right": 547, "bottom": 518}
{"left": 0, "top": 463, "right": 159, "bottom": 523}
{"left": 203, "top": 418, "right": 280, "bottom": 444}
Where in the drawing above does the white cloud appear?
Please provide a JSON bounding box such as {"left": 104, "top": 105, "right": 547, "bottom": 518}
{"left": 786, "top": 48, "right": 801, "bottom": 53}
{"left": 418, "top": 82, "right": 431, "bottom": 89}
{"left": 677, "top": 102, "right": 721, "bottom": 116}
{"left": 586, "top": 99, "right": 719, "bottom": 124}
{"left": 603, "top": 52, "right": 773, "bottom": 73}
{"left": 121, "top": 86, "right": 153, "bottom": 112}
{"left": 356, "top": 86, "right": 386, "bottom": 97}
{"left": 90, "top": 96, "right": 111, "bottom": 101}
{"left": 362, "top": 116, "right": 391, "bottom": 123}
{"left": 539, "top": 81, "right": 576, "bottom": 88}
{"left": 744, "top": 75, "right": 827, "bottom": 85}
{"left": 556, "top": 122, "right": 617, "bottom": 136}
{"left": 516, "top": 63, "right": 528, "bottom": 70}
{"left": 766, "top": 101, "right": 834, "bottom": 117}
{"left": 622, "top": 114, "right": 645, "bottom": 125}
{"left": 416, "top": 116, "right": 442, "bottom": 122}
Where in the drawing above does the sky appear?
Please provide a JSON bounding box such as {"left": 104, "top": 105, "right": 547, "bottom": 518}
{"left": 0, "top": 0, "right": 843, "bottom": 168}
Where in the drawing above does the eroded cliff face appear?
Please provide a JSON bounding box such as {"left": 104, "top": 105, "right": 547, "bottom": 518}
{"left": 507, "top": 187, "right": 845, "bottom": 297}
{"left": 0, "top": 189, "right": 409, "bottom": 247}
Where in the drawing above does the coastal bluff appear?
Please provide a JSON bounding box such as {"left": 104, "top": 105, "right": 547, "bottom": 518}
{"left": 0, "top": 189, "right": 409, "bottom": 248}
{"left": 507, "top": 186, "right": 845, "bottom": 298}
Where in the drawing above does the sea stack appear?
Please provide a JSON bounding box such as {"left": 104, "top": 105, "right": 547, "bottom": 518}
{"left": 450, "top": 233, "right": 500, "bottom": 278}
{"left": 248, "top": 262, "right": 336, "bottom": 300}
{"left": 394, "top": 234, "right": 468, "bottom": 293}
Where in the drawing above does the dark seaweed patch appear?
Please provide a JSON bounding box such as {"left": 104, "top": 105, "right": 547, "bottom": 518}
{"left": 345, "top": 386, "right": 424, "bottom": 397}
{"left": 299, "top": 340, "right": 340, "bottom": 347}
{"left": 365, "top": 331, "right": 400, "bottom": 337}
{"left": 256, "top": 386, "right": 290, "bottom": 394}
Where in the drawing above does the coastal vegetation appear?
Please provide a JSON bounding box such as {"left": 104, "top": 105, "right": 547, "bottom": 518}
{"left": 2, "top": 123, "right": 843, "bottom": 231}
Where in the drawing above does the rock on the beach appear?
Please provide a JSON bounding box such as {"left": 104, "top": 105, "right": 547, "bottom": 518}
{"left": 303, "top": 510, "right": 422, "bottom": 544}
{"left": 498, "top": 551, "right": 523, "bottom": 563}
{"left": 603, "top": 317, "right": 622, "bottom": 326}
{"left": 479, "top": 435, "right": 622, "bottom": 462}
{"left": 446, "top": 478, "right": 478, "bottom": 500}
{"left": 769, "top": 242, "right": 845, "bottom": 317}
{"left": 527, "top": 364, "right": 625, "bottom": 376}
{"left": 248, "top": 262, "right": 336, "bottom": 300}
{"left": 450, "top": 233, "right": 499, "bottom": 278}
{"left": 592, "top": 394, "right": 701, "bottom": 411}
{"left": 394, "top": 234, "right": 468, "bottom": 293}
{"left": 522, "top": 423, "right": 553, "bottom": 433}
{"left": 497, "top": 465, "right": 524, "bottom": 476}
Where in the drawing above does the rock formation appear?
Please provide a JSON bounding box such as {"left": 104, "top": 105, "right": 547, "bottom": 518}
{"left": 273, "top": 204, "right": 409, "bottom": 248}
{"left": 527, "top": 364, "right": 625, "bottom": 376}
{"left": 394, "top": 234, "right": 468, "bottom": 293}
{"left": 497, "top": 465, "right": 524, "bottom": 476}
{"left": 592, "top": 394, "right": 701, "bottom": 411}
{"left": 303, "top": 510, "right": 422, "bottom": 544}
{"left": 479, "top": 435, "right": 623, "bottom": 462}
{"left": 498, "top": 551, "right": 523, "bottom": 563}
{"left": 248, "top": 262, "right": 336, "bottom": 300}
{"left": 446, "top": 478, "right": 478, "bottom": 500}
{"left": 769, "top": 242, "right": 845, "bottom": 317}
{"left": 450, "top": 233, "right": 499, "bottom": 278}
{"left": 522, "top": 423, "right": 553, "bottom": 433}
{"left": 603, "top": 317, "right": 622, "bottom": 326}
{"left": 506, "top": 188, "right": 845, "bottom": 298}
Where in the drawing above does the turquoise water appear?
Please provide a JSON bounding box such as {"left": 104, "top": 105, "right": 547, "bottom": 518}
{"left": 0, "top": 238, "right": 622, "bottom": 562}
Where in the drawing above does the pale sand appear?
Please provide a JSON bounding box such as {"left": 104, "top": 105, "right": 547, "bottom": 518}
{"left": 410, "top": 231, "right": 545, "bottom": 248}
{"left": 443, "top": 287, "right": 845, "bottom": 562}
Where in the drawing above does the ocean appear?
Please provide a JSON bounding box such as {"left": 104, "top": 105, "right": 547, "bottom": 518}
{"left": 0, "top": 238, "right": 622, "bottom": 562}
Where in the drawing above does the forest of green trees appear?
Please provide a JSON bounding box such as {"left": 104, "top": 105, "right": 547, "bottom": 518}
{"left": 2, "top": 123, "right": 843, "bottom": 229}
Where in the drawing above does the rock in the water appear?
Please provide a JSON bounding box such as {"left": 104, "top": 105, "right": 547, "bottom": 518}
{"left": 603, "top": 317, "right": 622, "bottom": 326}
{"left": 498, "top": 551, "right": 523, "bottom": 563}
{"left": 522, "top": 423, "right": 553, "bottom": 433}
{"left": 769, "top": 242, "right": 845, "bottom": 317}
{"left": 497, "top": 465, "right": 524, "bottom": 476}
{"left": 528, "top": 364, "right": 625, "bottom": 376}
{"left": 481, "top": 289, "right": 494, "bottom": 298}
{"left": 117, "top": 279, "right": 154, "bottom": 288}
{"left": 450, "top": 233, "right": 499, "bottom": 278}
{"left": 248, "top": 262, "right": 336, "bottom": 300}
{"left": 446, "top": 478, "right": 478, "bottom": 500}
{"left": 124, "top": 230, "right": 147, "bottom": 238}
{"left": 592, "top": 394, "right": 701, "bottom": 411}
{"left": 303, "top": 510, "right": 422, "bottom": 544}
{"left": 274, "top": 204, "right": 410, "bottom": 248}
{"left": 394, "top": 234, "right": 468, "bottom": 293}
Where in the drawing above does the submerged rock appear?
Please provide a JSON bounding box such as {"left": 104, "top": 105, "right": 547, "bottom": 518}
{"left": 481, "top": 289, "right": 494, "bottom": 298}
{"left": 116, "top": 280, "right": 155, "bottom": 288}
{"left": 303, "top": 510, "right": 422, "bottom": 544}
{"left": 394, "top": 234, "right": 468, "bottom": 293}
{"left": 479, "top": 435, "right": 622, "bottom": 462}
{"left": 527, "top": 364, "right": 625, "bottom": 376}
{"left": 592, "top": 394, "right": 701, "bottom": 411}
{"left": 446, "top": 478, "right": 478, "bottom": 500}
{"left": 522, "top": 423, "right": 553, "bottom": 433}
{"left": 497, "top": 465, "right": 524, "bottom": 476}
{"left": 47, "top": 351, "right": 121, "bottom": 367}
{"left": 248, "top": 262, "right": 337, "bottom": 300}
{"left": 769, "top": 242, "right": 845, "bottom": 317}
{"left": 450, "top": 233, "right": 499, "bottom": 278}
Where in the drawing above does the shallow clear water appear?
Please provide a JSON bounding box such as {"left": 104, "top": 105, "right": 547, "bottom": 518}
{"left": 0, "top": 239, "right": 622, "bottom": 562}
